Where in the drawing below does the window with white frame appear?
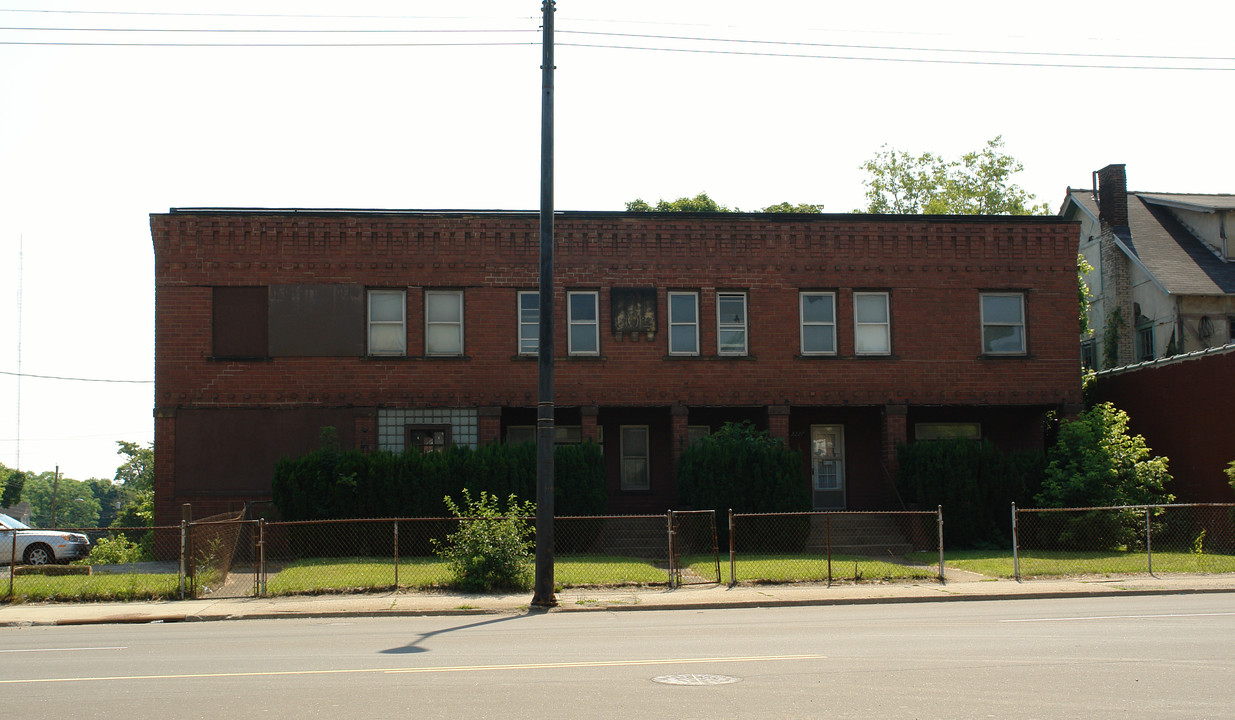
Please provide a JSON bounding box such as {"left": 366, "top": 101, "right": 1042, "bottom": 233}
{"left": 668, "top": 291, "right": 700, "bottom": 355}
{"left": 980, "top": 293, "right": 1026, "bottom": 355}
{"left": 687, "top": 425, "right": 710, "bottom": 446}
{"left": 853, "top": 292, "right": 890, "bottom": 355}
{"left": 620, "top": 425, "right": 650, "bottom": 491}
{"left": 425, "top": 290, "right": 464, "bottom": 356}
{"left": 716, "top": 292, "right": 748, "bottom": 356}
{"left": 800, "top": 292, "right": 837, "bottom": 355}
{"left": 367, "top": 289, "right": 406, "bottom": 356}
{"left": 518, "top": 291, "right": 539, "bottom": 355}
{"left": 568, "top": 291, "right": 599, "bottom": 355}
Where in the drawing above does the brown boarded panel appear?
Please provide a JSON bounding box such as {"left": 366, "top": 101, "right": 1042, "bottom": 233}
{"left": 268, "top": 284, "right": 366, "bottom": 357}
{"left": 174, "top": 408, "right": 357, "bottom": 494}
{"left": 212, "top": 286, "right": 268, "bottom": 358}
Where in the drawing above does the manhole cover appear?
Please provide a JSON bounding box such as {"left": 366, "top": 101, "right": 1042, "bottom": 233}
{"left": 652, "top": 674, "right": 741, "bottom": 686}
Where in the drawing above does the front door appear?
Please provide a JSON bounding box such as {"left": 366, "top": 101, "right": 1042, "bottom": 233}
{"left": 810, "top": 425, "right": 846, "bottom": 510}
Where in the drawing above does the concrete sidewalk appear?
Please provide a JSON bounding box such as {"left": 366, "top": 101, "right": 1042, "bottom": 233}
{"left": 4, "top": 572, "right": 1234, "bottom": 627}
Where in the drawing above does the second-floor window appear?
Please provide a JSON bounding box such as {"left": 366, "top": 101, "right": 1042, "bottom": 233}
{"left": 368, "top": 289, "right": 406, "bottom": 356}
{"left": 568, "top": 291, "right": 599, "bottom": 355}
{"left": 716, "top": 292, "right": 748, "bottom": 356}
{"left": 854, "top": 292, "right": 890, "bottom": 355}
{"left": 425, "top": 290, "right": 463, "bottom": 356}
{"left": 980, "top": 293, "right": 1026, "bottom": 355}
{"left": 518, "top": 291, "right": 539, "bottom": 355}
{"left": 800, "top": 292, "right": 837, "bottom": 355}
{"left": 668, "top": 291, "right": 699, "bottom": 356}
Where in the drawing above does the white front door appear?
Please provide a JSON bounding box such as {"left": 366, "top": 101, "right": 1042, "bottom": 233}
{"left": 810, "top": 425, "right": 846, "bottom": 510}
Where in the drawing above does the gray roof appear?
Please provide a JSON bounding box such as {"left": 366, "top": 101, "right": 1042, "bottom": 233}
{"left": 1138, "top": 193, "right": 1235, "bottom": 212}
{"left": 1064, "top": 189, "right": 1235, "bottom": 295}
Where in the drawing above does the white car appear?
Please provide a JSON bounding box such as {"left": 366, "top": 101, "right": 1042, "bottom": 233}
{"left": 0, "top": 513, "right": 91, "bottom": 565}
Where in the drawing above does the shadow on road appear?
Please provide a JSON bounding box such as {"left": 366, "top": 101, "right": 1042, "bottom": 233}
{"left": 380, "top": 613, "right": 528, "bottom": 655}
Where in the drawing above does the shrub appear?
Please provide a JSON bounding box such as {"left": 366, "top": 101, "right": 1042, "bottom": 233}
{"left": 433, "top": 489, "right": 535, "bottom": 592}
{"left": 897, "top": 439, "right": 1044, "bottom": 548}
{"left": 1037, "top": 403, "right": 1173, "bottom": 508}
{"left": 77, "top": 535, "right": 147, "bottom": 565}
{"left": 272, "top": 429, "right": 606, "bottom": 522}
{"left": 1036, "top": 403, "right": 1173, "bottom": 551}
{"left": 677, "top": 421, "right": 806, "bottom": 547}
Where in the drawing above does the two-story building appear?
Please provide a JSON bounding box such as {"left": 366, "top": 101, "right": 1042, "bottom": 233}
{"left": 151, "top": 209, "right": 1082, "bottom": 525}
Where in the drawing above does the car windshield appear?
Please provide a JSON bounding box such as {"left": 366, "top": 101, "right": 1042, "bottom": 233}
{"left": 0, "top": 513, "right": 31, "bottom": 530}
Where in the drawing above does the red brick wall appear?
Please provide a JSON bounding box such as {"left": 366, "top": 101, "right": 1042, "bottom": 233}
{"left": 153, "top": 212, "right": 1081, "bottom": 410}
{"left": 151, "top": 211, "right": 1083, "bottom": 521}
{"left": 1092, "top": 349, "right": 1235, "bottom": 503}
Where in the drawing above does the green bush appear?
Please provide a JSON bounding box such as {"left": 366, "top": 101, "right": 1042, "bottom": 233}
{"left": 897, "top": 439, "right": 1045, "bottom": 548}
{"left": 77, "top": 535, "right": 147, "bottom": 565}
{"left": 677, "top": 421, "right": 807, "bottom": 547}
{"left": 272, "top": 429, "right": 605, "bottom": 522}
{"left": 433, "top": 489, "right": 535, "bottom": 592}
{"left": 1035, "top": 403, "right": 1173, "bottom": 551}
{"left": 1037, "top": 403, "right": 1173, "bottom": 508}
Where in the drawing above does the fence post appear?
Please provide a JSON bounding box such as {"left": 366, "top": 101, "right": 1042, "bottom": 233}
{"left": 728, "top": 509, "right": 736, "bottom": 587}
{"left": 1145, "top": 508, "right": 1154, "bottom": 576}
{"left": 258, "top": 519, "right": 267, "bottom": 597}
{"left": 1011, "top": 502, "right": 1020, "bottom": 582}
{"left": 825, "top": 513, "right": 832, "bottom": 587}
{"left": 179, "top": 503, "right": 192, "bottom": 600}
{"left": 937, "top": 505, "right": 945, "bottom": 585}
{"left": 393, "top": 520, "right": 400, "bottom": 589}
{"left": 8, "top": 527, "right": 15, "bottom": 599}
{"left": 667, "top": 511, "right": 676, "bottom": 589}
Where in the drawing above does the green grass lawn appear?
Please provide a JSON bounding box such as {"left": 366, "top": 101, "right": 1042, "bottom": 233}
{"left": 689, "top": 553, "right": 941, "bottom": 584}
{"left": 944, "top": 549, "right": 1235, "bottom": 578}
{"left": 3, "top": 573, "right": 180, "bottom": 602}
{"left": 8, "top": 548, "right": 1235, "bottom": 602}
{"left": 263, "top": 554, "right": 670, "bottom": 596}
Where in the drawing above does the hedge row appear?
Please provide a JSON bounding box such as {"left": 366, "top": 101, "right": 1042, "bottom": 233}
{"left": 272, "top": 438, "right": 606, "bottom": 521}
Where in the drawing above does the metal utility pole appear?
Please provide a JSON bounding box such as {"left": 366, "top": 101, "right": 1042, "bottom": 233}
{"left": 531, "top": 0, "right": 557, "bottom": 608}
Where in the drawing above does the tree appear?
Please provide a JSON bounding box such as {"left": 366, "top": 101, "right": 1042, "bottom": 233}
{"left": 625, "top": 192, "right": 823, "bottom": 213}
{"left": 85, "top": 477, "right": 124, "bottom": 528}
{"left": 856, "top": 136, "right": 1051, "bottom": 215}
{"left": 1037, "top": 403, "right": 1173, "bottom": 509}
{"left": 21, "top": 471, "right": 102, "bottom": 528}
{"left": 1, "top": 464, "right": 25, "bottom": 508}
{"left": 114, "top": 441, "right": 154, "bottom": 493}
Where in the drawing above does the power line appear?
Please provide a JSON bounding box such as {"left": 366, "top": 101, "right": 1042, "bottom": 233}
{"left": 557, "top": 42, "right": 1235, "bottom": 72}
{"left": 0, "top": 370, "right": 152, "bottom": 384}
{"left": 560, "top": 30, "right": 1235, "bottom": 63}
{"left": 0, "top": 7, "right": 532, "bottom": 21}
{"left": 0, "top": 26, "right": 535, "bottom": 34}
{"left": 0, "top": 40, "right": 536, "bottom": 48}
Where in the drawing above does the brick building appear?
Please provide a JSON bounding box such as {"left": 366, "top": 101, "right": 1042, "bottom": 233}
{"left": 151, "top": 209, "right": 1082, "bottom": 525}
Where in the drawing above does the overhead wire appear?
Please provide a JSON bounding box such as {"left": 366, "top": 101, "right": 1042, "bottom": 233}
{"left": 0, "top": 18, "right": 1228, "bottom": 70}
{"left": 0, "top": 370, "right": 152, "bottom": 384}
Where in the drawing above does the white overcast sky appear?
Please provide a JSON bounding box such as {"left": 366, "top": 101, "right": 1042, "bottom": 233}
{"left": 1, "top": 0, "right": 1233, "bottom": 482}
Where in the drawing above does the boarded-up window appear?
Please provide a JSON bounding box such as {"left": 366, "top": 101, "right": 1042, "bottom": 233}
{"left": 174, "top": 408, "right": 357, "bottom": 494}
{"left": 212, "top": 287, "right": 268, "bottom": 358}
{"left": 268, "top": 285, "right": 366, "bottom": 357}
{"left": 610, "top": 287, "right": 657, "bottom": 338}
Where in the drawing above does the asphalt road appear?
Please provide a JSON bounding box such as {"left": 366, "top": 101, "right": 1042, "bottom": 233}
{"left": 2, "top": 594, "right": 1232, "bottom": 719}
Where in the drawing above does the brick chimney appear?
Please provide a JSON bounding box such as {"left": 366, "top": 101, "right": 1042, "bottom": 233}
{"left": 1096, "top": 164, "right": 1129, "bottom": 228}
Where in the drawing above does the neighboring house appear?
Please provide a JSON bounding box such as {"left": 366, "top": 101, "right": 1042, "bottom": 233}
{"left": 151, "top": 209, "right": 1082, "bottom": 526}
{"left": 1061, "top": 164, "right": 1235, "bottom": 370}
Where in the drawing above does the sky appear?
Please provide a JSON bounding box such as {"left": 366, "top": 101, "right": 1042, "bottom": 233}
{"left": 1, "top": 0, "right": 1233, "bottom": 483}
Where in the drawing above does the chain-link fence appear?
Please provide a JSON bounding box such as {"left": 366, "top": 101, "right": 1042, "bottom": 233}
{"left": 188, "top": 510, "right": 252, "bottom": 599}
{"left": 2, "top": 525, "right": 182, "bottom": 602}
{"left": 729, "top": 510, "right": 944, "bottom": 585}
{"left": 1012, "top": 503, "right": 1235, "bottom": 579}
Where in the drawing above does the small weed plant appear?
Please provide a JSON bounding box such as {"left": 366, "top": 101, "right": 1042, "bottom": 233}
{"left": 434, "top": 489, "right": 535, "bottom": 592}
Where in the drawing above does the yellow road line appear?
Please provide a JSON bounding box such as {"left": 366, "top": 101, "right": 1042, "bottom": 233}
{"left": 0, "top": 654, "right": 824, "bottom": 685}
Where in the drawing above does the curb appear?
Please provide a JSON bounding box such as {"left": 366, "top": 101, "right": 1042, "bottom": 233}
{"left": 6, "top": 585, "right": 1232, "bottom": 627}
